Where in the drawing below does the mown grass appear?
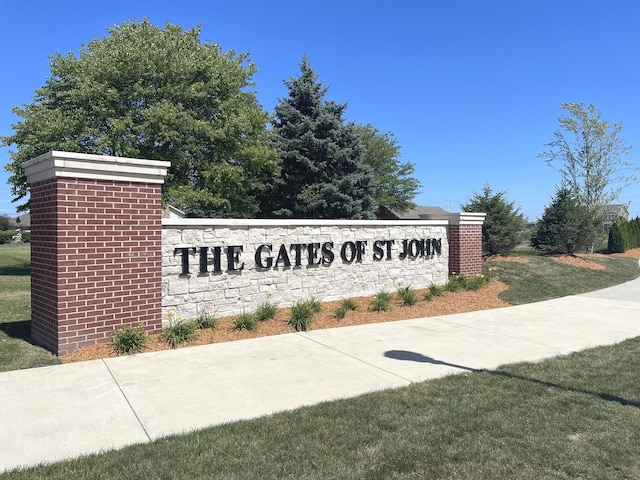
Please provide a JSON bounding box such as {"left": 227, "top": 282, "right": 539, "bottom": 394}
{"left": 4, "top": 337, "right": 640, "bottom": 479}
{"left": 2, "top": 244, "right": 640, "bottom": 477}
{"left": 486, "top": 255, "right": 640, "bottom": 305}
{"left": 0, "top": 244, "right": 59, "bottom": 372}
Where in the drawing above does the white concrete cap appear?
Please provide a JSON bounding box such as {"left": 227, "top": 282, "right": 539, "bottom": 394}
{"left": 22, "top": 150, "right": 170, "bottom": 184}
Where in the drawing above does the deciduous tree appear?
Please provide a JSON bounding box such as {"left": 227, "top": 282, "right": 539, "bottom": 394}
{"left": 2, "top": 20, "right": 278, "bottom": 217}
{"left": 539, "top": 102, "right": 634, "bottom": 211}
{"left": 353, "top": 123, "right": 420, "bottom": 213}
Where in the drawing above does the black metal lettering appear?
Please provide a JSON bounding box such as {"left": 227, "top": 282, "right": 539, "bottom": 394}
{"left": 211, "top": 246, "right": 222, "bottom": 273}
{"left": 291, "top": 243, "right": 304, "bottom": 267}
{"left": 321, "top": 242, "right": 334, "bottom": 265}
{"left": 307, "top": 243, "right": 321, "bottom": 266}
{"left": 341, "top": 242, "right": 357, "bottom": 263}
{"left": 174, "top": 247, "right": 195, "bottom": 276}
{"left": 432, "top": 238, "right": 442, "bottom": 255}
{"left": 198, "top": 246, "right": 209, "bottom": 273}
{"left": 373, "top": 240, "right": 384, "bottom": 261}
{"left": 226, "top": 245, "right": 244, "bottom": 272}
{"left": 275, "top": 244, "right": 291, "bottom": 268}
{"left": 255, "top": 244, "right": 273, "bottom": 269}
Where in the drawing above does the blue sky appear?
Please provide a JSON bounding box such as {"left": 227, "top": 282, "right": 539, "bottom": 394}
{"left": 1, "top": 0, "right": 639, "bottom": 221}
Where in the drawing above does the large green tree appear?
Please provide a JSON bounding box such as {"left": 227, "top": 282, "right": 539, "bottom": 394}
{"left": 353, "top": 123, "right": 420, "bottom": 213}
{"left": 2, "top": 20, "right": 278, "bottom": 217}
{"left": 262, "top": 57, "right": 377, "bottom": 219}
{"left": 539, "top": 102, "right": 634, "bottom": 211}
{"left": 462, "top": 184, "right": 527, "bottom": 256}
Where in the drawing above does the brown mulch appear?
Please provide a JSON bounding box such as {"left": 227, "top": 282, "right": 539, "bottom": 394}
{"left": 547, "top": 247, "right": 640, "bottom": 269}
{"left": 595, "top": 247, "right": 640, "bottom": 259}
{"left": 485, "top": 255, "right": 530, "bottom": 263}
{"left": 61, "top": 247, "right": 640, "bottom": 365}
{"left": 547, "top": 255, "right": 606, "bottom": 270}
{"left": 61, "top": 281, "right": 510, "bottom": 364}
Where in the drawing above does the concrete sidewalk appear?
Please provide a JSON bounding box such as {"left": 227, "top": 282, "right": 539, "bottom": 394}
{"left": 2, "top": 277, "right": 640, "bottom": 473}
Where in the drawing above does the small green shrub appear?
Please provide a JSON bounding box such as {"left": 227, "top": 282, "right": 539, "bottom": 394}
{"left": 334, "top": 298, "right": 357, "bottom": 320}
{"left": 446, "top": 274, "right": 467, "bottom": 292}
{"left": 334, "top": 298, "right": 358, "bottom": 320}
{"left": 162, "top": 319, "right": 198, "bottom": 348}
{"left": 195, "top": 310, "right": 218, "bottom": 329}
{"left": 112, "top": 323, "right": 149, "bottom": 354}
{"left": 334, "top": 305, "right": 348, "bottom": 320}
{"left": 397, "top": 285, "right": 418, "bottom": 306}
{"left": 424, "top": 284, "right": 444, "bottom": 301}
{"left": 233, "top": 312, "right": 257, "bottom": 331}
{"left": 289, "top": 299, "right": 320, "bottom": 331}
{"left": 465, "top": 273, "right": 489, "bottom": 291}
{"left": 306, "top": 297, "right": 323, "bottom": 314}
{"left": 370, "top": 290, "right": 392, "bottom": 312}
{"left": 255, "top": 300, "right": 278, "bottom": 321}
{"left": 340, "top": 298, "right": 357, "bottom": 311}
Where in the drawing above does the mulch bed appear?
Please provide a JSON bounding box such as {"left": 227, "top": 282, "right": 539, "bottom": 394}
{"left": 62, "top": 248, "right": 640, "bottom": 364}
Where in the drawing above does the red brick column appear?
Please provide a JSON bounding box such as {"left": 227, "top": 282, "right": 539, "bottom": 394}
{"left": 447, "top": 213, "right": 486, "bottom": 276}
{"left": 23, "top": 151, "right": 170, "bottom": 355}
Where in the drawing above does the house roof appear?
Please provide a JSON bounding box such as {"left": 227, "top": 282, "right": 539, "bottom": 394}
{"left": 378, "top": 205, "right": 449, "bottom": 220}
{"left": 15, "top": 213, "right": 30, "bottom": 228}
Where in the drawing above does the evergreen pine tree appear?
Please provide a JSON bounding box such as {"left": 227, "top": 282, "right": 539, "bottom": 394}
{"left": 262, "top": 57, "right": 377, "bottom": 219}
{"left": 462, "top": 184, "right": 527, "bottom": 256}
{"left": 532, "top": 187, "right": 599, "bottom": 255}
{"left": 607, "top": 221, "right": 625, "bottom": 253}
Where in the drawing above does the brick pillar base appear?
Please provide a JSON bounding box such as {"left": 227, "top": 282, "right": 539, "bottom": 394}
{"left": 447, "top": 213, "right": 486, "bottom": 276}
{"left": 24, "top": 151, "right": 170, "bottom": 355}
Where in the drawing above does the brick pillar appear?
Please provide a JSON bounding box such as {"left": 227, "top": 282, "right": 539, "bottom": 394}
{"left": 447, "top": 213, "right": 486, "bottom": 276}
{"left": 23, "top": 151, "right": 170, "bottom": 355}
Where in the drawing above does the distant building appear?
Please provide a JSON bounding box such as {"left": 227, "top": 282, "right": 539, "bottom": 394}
{"left": 377, "top": 205, "right": 450, "bottom": 220}
{"left": 15, "top": 213, "right": 30, "bottom": 229}
{"left": 600, "top": 204, "right": 628, "bottom": 228}
{"left": 162, "top": 205, "right": 186, "bottom": 218}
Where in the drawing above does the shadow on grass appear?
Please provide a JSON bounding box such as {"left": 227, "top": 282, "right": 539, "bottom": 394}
{"left": 0, "top": 320, "right": 32, "bottom": 342}
{"left": 0, "top": 265, "right": 31, "bottom": 276}
{"left": 488, "top": 369, "right": 640, "bottom": 409}
{"left": 384, "top": 349, "right": 640, "bottom": 408}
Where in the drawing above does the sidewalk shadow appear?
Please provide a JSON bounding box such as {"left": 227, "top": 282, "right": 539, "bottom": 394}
{"left": 384, "top": 350, "right": 475, "bottom": 372}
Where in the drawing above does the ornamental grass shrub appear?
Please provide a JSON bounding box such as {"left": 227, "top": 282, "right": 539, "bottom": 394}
{"left": 397, "top": 285, "right": 418, "bottom": 306}
{"left": 289, "top": 298, "right": 321, "bottom": 331}
{"left": 233, "top": 312, "right": 258, "bottom": 331}
{"left": 255, "top": 300, "right": 278, "bottom": 321}
{"left": 369, "top": 290, "right": 392, "bottom": 312}
{"left": 112, "top": 323, "right": 149, "bottom": 354}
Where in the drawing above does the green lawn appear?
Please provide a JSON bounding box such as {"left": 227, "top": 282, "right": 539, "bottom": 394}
{"left": 3, "top": 337, "right": 640, "bottom": 479}
{"left": 0, "top": 244, "right": 59, "bottom": 372}
{"left": 1, "top": 244, "right": 640, "bottom": 478}
{"left": 487, "top": 254, "right": 640, "bottom": 304}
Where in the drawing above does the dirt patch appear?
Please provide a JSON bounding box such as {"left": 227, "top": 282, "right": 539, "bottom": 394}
{"left": 598, "top": 248, "right": 640, "bottom": 260}
{"left": 548, "top": 248, "right": 640, "bottom": 269}
{"left": 547, "top": 255, "right": 606, "bottom": 270}
{"left": 61, "top": 281, "right": 510, "bottom": 364}
{"left": 485, "top": 255, "right": 530, "bottom": 264}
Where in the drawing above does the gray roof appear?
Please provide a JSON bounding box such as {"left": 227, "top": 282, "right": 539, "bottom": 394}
{"left": 387, "top": 206, "right": 450, "bottom": 220}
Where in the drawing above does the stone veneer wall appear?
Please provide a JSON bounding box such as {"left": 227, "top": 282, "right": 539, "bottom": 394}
{"left": 24, "top": 151, "right": 485, "bottom": 355}
{"left": 162, "top": 219, "right": 449, "bottom": 322}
